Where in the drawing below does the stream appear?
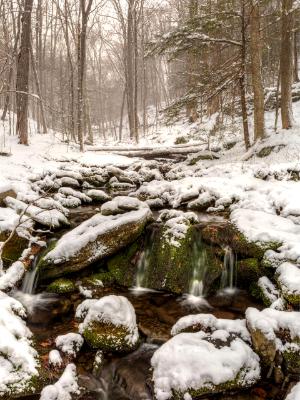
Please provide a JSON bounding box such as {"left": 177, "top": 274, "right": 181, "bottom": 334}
{"left": 14, "top": 206, "right": 283, "bottom": 400}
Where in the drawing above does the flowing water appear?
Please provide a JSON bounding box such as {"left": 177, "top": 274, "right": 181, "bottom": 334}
{"left": 189, "top": 240, "right": 209, "bottom": 297}
{"left": 21, "top": 257, "right": 39, "bottom": 294}
{"left": 220, "top": 246, "right": 237, "bottom": 291}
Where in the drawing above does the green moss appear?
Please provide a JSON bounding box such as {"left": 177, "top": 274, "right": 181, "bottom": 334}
{"left": 83, "top": 322, "right": 138, "bottom": 352}
{"left": 47, "top": 278, "right": 76, "bottom": 294}
{"left": 237, "top": 258, "right": 260, "bottom": 288}
{"left": 141, "top": 225, "right": 222, "bottom": 295}
{"left": 107, "top": 238, "right": 142, "bottom": 287}
{"left": 283, "top": 348, "right": 300, "bottom": 374}
{"left": 82, "top": 271, "right": 115, "bottom": 287}
{"left": 202, "top": 223, "right": 281, "bottom": 260}
{"left": 172, "top": 367, "right": 252, "bottom": 399}
{"left": 0, "top": 231, "right": 29, "bottom": 266}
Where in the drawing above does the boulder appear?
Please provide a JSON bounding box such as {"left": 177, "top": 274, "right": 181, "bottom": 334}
{"left": 246, "top": 307, "right": 300, "bottom": 375}
{"left": 201, "top": 222, "right": 279, "bottom": 259}
{"left": 151, "top": 330, "right": 260, "bottom": 399}
{"left": 38, "top": 208, "right": 152, "bottom": 280}
{"left": 101, "top": 196, "right": 146, "bottom": 216}
{"left": 76, "top": 295, "right": 139, "bottom": 352}
{"left": 136, "top": 211, "right": 222, "bottom": 294}
{"left": 0, "top": 188, "right": 17, "bottom": 206}
{"left": 47, "top": 278, "right": 76, "bottom": 294}
{"left": 276, "top": 263, "right": 300, "bottom": 306}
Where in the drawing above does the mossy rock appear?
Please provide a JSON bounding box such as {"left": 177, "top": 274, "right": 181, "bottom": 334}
{"left": 47, "top": 278, "right": 76, "bottom": 294}
{"left": 173, "top": 369, "right": 254, "bottom": 399}
{"left": 201, "top": 223, "right": 280, "bottom": 260}
{"left": 0, "top": 231, "right": 29, "bottom": 266}
{"left": 237, "top": 258, "right": 260, "bottom": 288}
{"left": 107, "top": 238, "right": 142, "bottom": 287}
{"left": 83, "top": 321, "right": 138, "bottom": 352}
{"left": 141, "top": 225, "right": 222, "bottom": 295}
{"left": 283, "top": 348, "right": 300, "bottom": 374}
{"left": 38, "top": 210, "right": 150, "bottom": 280}
{"left": 82, "top": 271, "right": 115, "bottom": 287}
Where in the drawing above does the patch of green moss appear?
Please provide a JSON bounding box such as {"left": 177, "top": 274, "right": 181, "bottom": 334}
{"left": 202, "top": 223, "right": 281, "bottom": 260}
{"left": 83, "top": 321, "right": 138, "bottom": 352}
{"left": 82, "top": 271, "right": 115, "bottom": 287}
{"left": 0, "top": 231, "right": 29, "bottom": 266}
{"left": 107, "top": 238, "right": 142, "bottom": 287}
{"left": 172, "top": 367, "right": 252, "bottom": 399}
{"left": 47, "top": 278, "right": 76, "bottom": 294}
{"left": 283, "top": 348, "right": 300, "bottom": 374}
{"left": 237, "top": 258, "right": 260, "bottom": 288}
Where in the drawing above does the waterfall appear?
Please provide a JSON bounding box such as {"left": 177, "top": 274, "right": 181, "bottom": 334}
{"left": 220, "top": 246, "right": 237, "bottom": 291}
{"left": 188, "top": 241, "right": 208, "bottom": 297}
{"left": 21, "top": 255, "right": 39, "bottom": 294}
{"left": 133, "top": 247, "right": 152, "bottom": 292}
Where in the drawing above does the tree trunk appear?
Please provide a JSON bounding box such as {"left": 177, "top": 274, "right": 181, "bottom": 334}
{"left": 249, "top": 0, "right": 265, "bottom": 141}
{"left": 16, "top": 0, "right": 34, "bottom": 145}
{"left": 30, "top": 43, "right": 47, "bottom": 133}
{"left": 77, "top": 0, "right": 93, "bottom": 152}
{"left": 280, "top": 0, "right": 294, "bottom": 129}
{"left": 186, "top": 0, "right": 199, "bottom": 123}
{"left": 240, "top": 0, "right": 250, "bottom": 149}
{"left": 294, "top": 31, "right": 299, "bottom": 82}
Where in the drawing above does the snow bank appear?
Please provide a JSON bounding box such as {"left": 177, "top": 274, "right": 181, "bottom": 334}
{"left": 0, "top": 291, "right": 39, "bottom": 396}
{"left": 151, "top": 331, "right": 260, "bottom": 400}
{"left": 76, "top": 295, "right": 139, "bottom": 346}
{"left": 40, "top": 364, "right": 79, "bottom": 400}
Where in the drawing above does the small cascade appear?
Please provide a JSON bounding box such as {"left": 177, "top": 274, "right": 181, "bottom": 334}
{"left": 133, "top": 247, "right": 156, "bottom": 293}
{"left": 188, "top": 241, "right": 208, "bottom": 298}
{"left": 135, "top": 248, "right": 150, "bottom": 289}
{"left": 21, "top": 256, "right": 39, "bottom": 294}
{"left": 220, "top": 246, "right": 237, "bottom": 291}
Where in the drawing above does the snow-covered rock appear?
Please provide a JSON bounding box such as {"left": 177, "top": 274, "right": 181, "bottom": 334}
{"left": 151, "top": 331, "right": 260, "bottom": 400}
{"left": 257, "top": 276, "right": 281, "bottom": 307}
{"left": 171, "top": 314, "right": 251, "bottom": 343}
{"left": 86, "top": 189, "right": 111, "bottom": 202}
{"left": 38, "top": 208, "right": 152, "bottom": 279}
{"left": 40, "top": 363, "right": 79, "bottom": 400}
{"left": 4, "top": 196, "right": 69, "bottom": 228}
{"left": 246, "top": 307, "right": 300, "bottom": 374}
{"left": 76, "top": 295, "right": 139, "bottom": 352}
{"left": 55, "top": 333, "right": 84, "bottom": 357}
{"left": 101, "top": 196, "right": 148, "bottom": 216}
{"left": 276, "top": 262, "right": 300, "bottom": 306}
{"left": 0, "top": 261, "right": 26, "bottom": 291}
{"left": 0, "top": 291, "right": 39, "bottom": 397}
{"left": 48, "top": 350, "right": 63, "bottom": 368}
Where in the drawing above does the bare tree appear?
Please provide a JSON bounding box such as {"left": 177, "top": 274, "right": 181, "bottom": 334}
{"left": 16, "top": 0, "right": 34, "bottom": 145}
